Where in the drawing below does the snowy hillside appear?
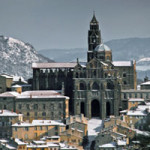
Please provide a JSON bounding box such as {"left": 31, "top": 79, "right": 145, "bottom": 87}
{"left": 0, "top": 36, "right": 53, "bottom": 79}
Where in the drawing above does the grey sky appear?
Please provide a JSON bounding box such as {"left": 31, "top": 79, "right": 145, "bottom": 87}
{"left": 0, "top": 0, "right": 150, "bottom": 50}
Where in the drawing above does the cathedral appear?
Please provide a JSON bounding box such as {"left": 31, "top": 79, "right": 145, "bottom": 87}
{"left": 32, "top": 14, "right": 136, "bottom": 119}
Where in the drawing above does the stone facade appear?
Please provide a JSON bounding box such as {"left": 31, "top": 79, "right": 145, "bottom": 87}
{"left": 0, "top": 91, "right": 69, "bottom": 122}
{"left": 12, "top": 120, "right": 65, "bottom": 141}
{"left": 32, "top": 14, "right": 136, "bottom": 119}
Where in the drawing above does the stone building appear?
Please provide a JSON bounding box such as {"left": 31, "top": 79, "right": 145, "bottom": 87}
{"left": 0, "top": 109, "right": 23, "bottom": 138}
{"left": 0, "top": 90, "right": 69, "bottom": 122}
{"left": 32, "top": 14, "right": 136, "bottom": 119}
{"left": 121, "top": 90, "right": 150, "bottom": 110}
{"left": 12, "top": 120, "right": 65, "bottom": 141}
{"left": 0, "top": 74, "right": 13, "bottom": 93}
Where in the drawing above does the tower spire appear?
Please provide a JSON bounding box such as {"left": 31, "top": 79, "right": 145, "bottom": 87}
{"left": 90, "top": 11, "right": 98, "bottom": 24}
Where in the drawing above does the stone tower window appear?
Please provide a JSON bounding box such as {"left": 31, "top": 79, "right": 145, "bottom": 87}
{"left": 93, "top": 70, "right": 96, "bottom": 77}
{"left": 80, "top": 82, "right": 86, "bottom": 90}
{"left": 76, "top": 73, "right": 79, "bottom": 78}
{"left": 27, "top": 112, "right": 30, "bottom": 116}
{"left": 92, "top": 82, "right": 99, "bottom": 90}
{"left": 107, "top": 82, "right": 114, "bottom": 90}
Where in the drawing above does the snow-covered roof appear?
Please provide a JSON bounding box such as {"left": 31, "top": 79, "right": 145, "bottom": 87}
{"left": 47, "top": 142, "right": 59, "bottom": 147}
{"left": 112, "top": 61, "right": 132, "bottom": 67}
{"left": 32, "top": 62, "right": 77, "bottom": 69}
{"left": 137, "top": 105, "right": 150, "bottom": 111}
{"left": 127, "top": 110, "right": 147, "bottom": 116}
{"left": 33, "top": 141, "right": 46, "bottom": 145}
{"left": 134, "top": 129, "right": 150, "bottom": 136}
{"left": 0, "top": 74, "right": 13, "bottom": 79}
{"left": 27, "top": 142, "right": 59, "bottom": 148}
{"left": 0, "top": 90, "right": 69, "bottom": 99}
{"left": 15, "top": 138, "right": 26, "bottom": 145}
{"left": 95, "top": 44, "right": 111, "bottom": 52}
{"left": 0, "top": 92, "right": 17, "bottom": 97}
{"left": 117, "top": 140, "right": 126, "bottom": 146}
{"left": 129, "top": 98, "right": 144, "bottom": 102}
{"left": 141, "top": 81, "right": 150, "bottom": 85}
{"left": 12, "top": 122, "right": 34, "bottom": 127}
{"left": 32, "top": 120, "right": 65, "bottom": 126}
{"left": 2, "top": 143, "right": 16, "bottom": 149}
{"left": 120, "top": 110, "right": 127, "bottom": 113}
{"left": 11, "top": 84, "right": 22, "bottom": 88}
{"left": 13, "top": 76, "right": 27, "bottom": 83}
{"left": 100, "top": 61, "right": 108, "bottom": 66}
{"left": 0, "top": 110, "right": 19, "bottom": 117}
{"left": 99, "top": 142, "right": 116, "bottom": 148}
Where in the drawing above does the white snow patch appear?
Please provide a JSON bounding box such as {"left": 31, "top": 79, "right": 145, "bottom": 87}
{"left": 86, "top": 118, "right": 103, "bottom": 149}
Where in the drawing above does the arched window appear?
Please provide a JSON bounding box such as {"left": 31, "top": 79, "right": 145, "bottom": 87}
{"left": 93, "top": 70, "right": 96, "bottom": 77}
{"left": 107, "top": 81, "right": 114, "bottom": 90}
{"left": 76, "top": 73, "right": 78, "bottom": 78}
{"left": 92, "top": 82, "right": 99, "bottom": 90}
{"left": 80, "top": 82, "right": 86, "bottom": 90}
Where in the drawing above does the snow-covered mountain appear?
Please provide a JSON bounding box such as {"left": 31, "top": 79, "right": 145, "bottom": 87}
{"left": 0, "top": 36, "right": 53, "bottom": 79}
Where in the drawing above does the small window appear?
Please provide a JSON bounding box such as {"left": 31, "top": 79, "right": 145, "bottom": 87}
{"left": 43, "top": 104, "right": 46, "bottom": 109}
{"left": 4, "top": 105, "right": 7, "bottom": 109}
{"left": 26, "top": 104, "right": 30, "bottom": 110}
{"left": 34, "top": 104, "right": 38, "bottom": 109}
{"left": 25, "top": 127, "right": 29, "bottom": 131}
{"left": 42, "top": 112, "right": 46, "bottom": 116}
{"left": 34, "top": 133, "right": 37, "bottom": 138}
{"left": 35, "top": 112, "right": 37, "bottom": 116}
{"left": 27, "top": 112, "right": 30, "bottom": 116}
{"left": 25, "top": 134, "right": 28, "bottom": 140}
{"left": 124, "top": 93, "right": 127, "bottom": 99}
{"left": 123, "top": 73, "right": 126, "bottom": 77}
{"left": 124, "top": 81, "right": 127, "bottom": 85}
{"left": 18, "top": 104, "right": 22, "bottom": 109}
{"left": 55, "top": 126, "right": 58, "bottom": 130}
{"left": 40, "top": 126, "right": 42, "bottom": 130}
{"left": 51, "top": 104, "right": 54, "bottom": 110}
{"left": 76, "top": 73, "right": 78, "bottom": 78}
{"left": 59, "top": 103, "right": 62, "bottom": 108}
{"left": 107, "top": 56, "right": 110, "bottom": 60}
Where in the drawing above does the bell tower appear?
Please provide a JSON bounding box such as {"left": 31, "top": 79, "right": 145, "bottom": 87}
{"left": 88, "top": 13, "right": 101, "bottom": 62}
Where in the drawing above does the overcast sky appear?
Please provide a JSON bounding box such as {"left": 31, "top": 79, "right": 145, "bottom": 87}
{"left": 0, "top": 0, "right": 150, "bottom": 50}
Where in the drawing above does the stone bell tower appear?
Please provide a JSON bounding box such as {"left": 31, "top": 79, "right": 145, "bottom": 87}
{"left": 88, "top": 13, "right": 101, "bottom": 62}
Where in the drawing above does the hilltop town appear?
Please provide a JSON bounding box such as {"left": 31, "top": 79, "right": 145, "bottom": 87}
{"left": 0, "top": 14, "right": 150, "bottom": 150}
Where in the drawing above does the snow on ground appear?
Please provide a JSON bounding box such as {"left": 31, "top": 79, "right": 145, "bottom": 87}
{"left": 86, "top": 118, "right": 103, "bottom": 150}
